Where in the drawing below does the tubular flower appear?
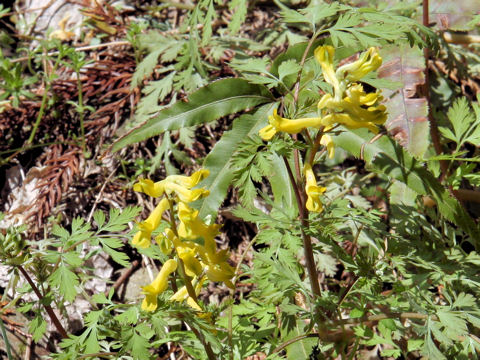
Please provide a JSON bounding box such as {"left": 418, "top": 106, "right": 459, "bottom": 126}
{"left": 314, "top": 45, "right": 340, "bottom": 94}
{"left": 133, "top": 170, "right": 210, "bottom": 202}
{"left": 133, "top": 168, "right": 235, "bottom": 314}
{"left": 141, "top": 259, "right": 178, "bottom": 311}
{"left": 336, "top": 47, "right": 382, "bottom": 82}
{"left": 315, "top": 45, "right": 387, "bottom": 133}
{"left": 177, "top": 202, "right": 221, "bottom": 251}
{"left": 170, "top": 276, "right": 205, "bottom": 311}
{"left": 320, "top": 133, "right": 335, "bottom": 159}
{"left": 205, "top": 263, "right": 235, "bottom": 289}
{"left": 304, "top": 163, "right": 327, "bottom": 213}
{"left": 318, "top": 84, "right": 387, "bottom": 133}
{"left": 155, "top": 228, "right": 177, "bottom": 255}
{"left": 166, "top": 169, "right": 210, "bottom": 188}
{"left": 177, "top": 247, "right": 203, "bottom": 277}
{"left": 133, "top": 198, "right": 170, "bottom": 248}
{"left": 259, "top": 109, "right": 324, "bottom": 140}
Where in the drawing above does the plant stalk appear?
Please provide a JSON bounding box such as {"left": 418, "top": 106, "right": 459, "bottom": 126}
{"left": 17, "top": 265, "right": 68, "bottom": 338}
{"left": 282, "top": 156, "right": 321, "bottom": 298}
{"left": 165, "top": 196, "right": 216, "bottom": 360}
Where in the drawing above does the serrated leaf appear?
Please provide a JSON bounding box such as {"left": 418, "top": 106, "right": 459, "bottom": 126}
{"left": 242, "top": 73, "right": 279, "bottom": 88}
{"left": 270, "top": 39, "right": 323, "bottom": 78}
{"left": 131, "top": 48, "right": 163, "bottom": 88}
{"left": 112, "top": 78, "right": 273, "bottom": 152}
{"left": 437, "top": 310, "right": 468, "bottom": 336}
{"left": 281, "top": 8, "right": 309, "bottom": 24}
{"left": 102, "top": 242, "right": 130, "bottom": 267}
{"left": 84, "top": 328, "right": 100, "bottom": 354}
{"left": 93, "top": 210, "right": 105, "bottom": 228}
{"left": 29, "top": 315, "right": 47, "bottom": 342}
{"left": 453, "top": 293, "right": 476, "bottom": 309}
{"left": 408, "top": 338, "right": 424, "bottom": 352}
{"left": 380, "top": 44, "right": 429, "bottom": 158}
{"left": 136, "top": 72, "right": 175, "bottom": 114}
{"left": 334, "top": 128, "right": 479, "bottom": 242}
{"left": 228, "top": 0, "right": 248, "bottom": 34}
{"left": 350, "top": 308, "right": 364, "bottom": 318}
{"left": 230, "top": 58, "right": 269, "bottom": 74}
{"left": 282, "top": 320, "right": 316, "bottom": 359}
{"left": 115, "top": 307, "right": 139, "bottom": 325}
{"left": 49, "top": 266, "right": 79, "bottom": 302}
{"left": 389, "top": 180, "right": 417, "bottom": 207}
{"left": 314, "top": 252, "right": 337, "bottom": 277}
{"left": 51, "top": 224, "right": 70, "bottom": 240}
{"left": 102, "top": 207, "right": 141, "bottom": 232}
{"left": 63, "top": 252, "right": 82, "bottom": 267}
{"left": 278, "top": 59, "right": 301, "bottom": 81}
{"left": 198, "top": 103, "right": 276, "bottom": 218}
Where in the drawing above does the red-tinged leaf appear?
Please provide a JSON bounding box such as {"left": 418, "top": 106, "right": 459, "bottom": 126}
{"left": 379, "top": 44, "right": 429, "bottom": 158}
{"left": 428, "top": 1, "right": 479, "bottom": 31}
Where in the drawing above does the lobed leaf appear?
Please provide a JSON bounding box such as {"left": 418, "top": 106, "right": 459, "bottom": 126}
{"left": 198, "top": 103, "right": 276, "bottom": 218}
{"left": 334, "top": 128, "right": 479, "bottom": 243}
{"left": 379, "top": 44, "right": 429, "bottom": 158}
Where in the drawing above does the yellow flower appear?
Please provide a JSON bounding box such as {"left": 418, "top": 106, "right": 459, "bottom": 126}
{"left": 336, "top": 47, "right": 382, "bottom": 82}
{"left": 304, "top": 163, "right": 326, "bottom": 213}
{"left": 132, "top": 198, "right": 170, "bottom": 248}
{"left": 170, "top": 276, "right": 205, "bottom": 311}
{"left": 258, "top": 124, "right": 277, "bottom": 141}
{"left": 177, "top": 246, "right": 203, "bottom": 277}
{"left": 49, "top": 14, "right": 75, "bottom": 41}
{"left": 320, "top": 133, "right": 335, "bottom": 159}
{"left": 141, "top": 259, "right": 177, "bottom": 311}
{"left": 259, "top": 109, "right": 324, "bottom": 140}
{"left": 177, "top": 202, "right": 221, "bottom": 251}
{"left": 133, "top": 169, "right": 210, "bottom": 203}
{"left": 314, "top": 45, "right": 340, "bottom": 93}
{"left": 155, "top": 228, "right": 177, "bottom": 255}
{"left": 205, "top": 263, "right": 235, "bottom": 288}
{"left": 318, "top": 84, "right": 387, "bottom": 133}
{"left": 133, "top": 178, "right": 165, "bottom": 197}
{"left": 166, "top": 169, "right": 210, "bottom": 188}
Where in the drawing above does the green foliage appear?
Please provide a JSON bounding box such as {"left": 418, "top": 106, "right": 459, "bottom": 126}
{"left": 440, "top": 96, "right": 480, "bottom": 150}
{"left": 112, "top": 78, "right": 273, "bottom": 151}
{"left": 198, "top": 104, "right": 276, "bottom": 217}
{"left": 4, "top": 0, "right": 480, "bottom": 359}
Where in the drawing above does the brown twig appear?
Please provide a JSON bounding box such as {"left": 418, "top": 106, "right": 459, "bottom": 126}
{"left": 105, "top": 260, "right": 141, "bottom": 297}
{"left": 282, "top": 156, "right": 321, "bottom": 298}
{"left": 10, "top": 41, "right": 131, "bottom": 64}
{"left": 17, "top": 265, "right": 68, "bottom": 339}
{"left": 423, "top": 0, "right": 448, "bottom": 178}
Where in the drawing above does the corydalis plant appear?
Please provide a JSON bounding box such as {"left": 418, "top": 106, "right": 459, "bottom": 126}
{"left": 132, "top": 169, "right": 234, "bottom": 312}
{"left": 259, "top": 45, "right": 386, "bottom": 213}
{"left": 255, "top": 45, "right": 387, "bottom": 306}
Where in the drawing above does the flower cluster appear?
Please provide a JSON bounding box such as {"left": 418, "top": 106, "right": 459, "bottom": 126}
{"left": 315, "top": 46, "right": 387, "bottom": 134}
{"left": 259, "top": 46, "right": 386, "bottom": 143}
{"left": 132, "top": 169, "right": 234, "bottom": 312}
{"left": 259, "top": 45, "right": 387, "bottom": 213}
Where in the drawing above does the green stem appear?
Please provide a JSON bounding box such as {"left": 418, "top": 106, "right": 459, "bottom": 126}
{"left": 27, "top": 51, "right": 62, "bottom": 144}
{"left": 0, "top": 318, "right": 13, "bottom": 360}
{"left": 27, "top": 85, "right": 50, "bottom": 144}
